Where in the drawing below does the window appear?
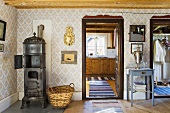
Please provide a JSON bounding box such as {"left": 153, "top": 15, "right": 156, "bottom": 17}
{"left": 86, "top": 35, "right": 107, "bottom": 56}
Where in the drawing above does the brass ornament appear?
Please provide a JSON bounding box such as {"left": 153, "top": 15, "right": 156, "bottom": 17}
{"left": 64, "top": 26, "right": 75, "bottom": 46}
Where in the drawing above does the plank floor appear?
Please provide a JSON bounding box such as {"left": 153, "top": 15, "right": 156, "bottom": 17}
{"left": 64, "top": 98, "right": 170, "bottom": 113}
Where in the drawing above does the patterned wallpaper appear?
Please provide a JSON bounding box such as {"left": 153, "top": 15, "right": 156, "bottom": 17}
{"left": 1, "top": 0, "right": 170, "bottom": 101}
{"left": 0, "top": 0, "right": 17, "bottom": 101}
{"left": 16, "top": 8, "right": 170, "bottom": 99}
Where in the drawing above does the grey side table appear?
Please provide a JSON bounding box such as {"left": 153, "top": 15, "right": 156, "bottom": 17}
{"left": 126, "top": 68, "right": 154, "bottom": 106}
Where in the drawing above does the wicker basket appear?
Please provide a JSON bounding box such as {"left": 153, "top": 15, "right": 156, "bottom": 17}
{"left": 48, "top": 83, "right": 74, "bottom": 108}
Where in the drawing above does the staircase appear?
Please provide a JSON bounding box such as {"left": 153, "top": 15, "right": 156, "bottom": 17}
{"left": 89, "top": 81, "right": 115, "bottom": 98}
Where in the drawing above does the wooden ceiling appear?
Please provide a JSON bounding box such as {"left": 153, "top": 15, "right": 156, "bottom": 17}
{"left": 86, "top": 23, "right": 118, "bottom": 33}
{"left": 4, "top": 0, "right": 170, "bottom": 9}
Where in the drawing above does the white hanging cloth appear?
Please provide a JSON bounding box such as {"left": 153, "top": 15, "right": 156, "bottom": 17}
{"left": 154, "top": 40, "right": 166, "bottom": 63}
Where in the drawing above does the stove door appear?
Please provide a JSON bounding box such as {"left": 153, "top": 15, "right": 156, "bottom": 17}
{"left": 14, "top": 55, "right": 23, "bottom": 69}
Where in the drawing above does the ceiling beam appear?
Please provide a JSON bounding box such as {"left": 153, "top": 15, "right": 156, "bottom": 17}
{"left": 4, "top": 0, "right": 170, "bottom": 9}
{"left": 86, "top": 30, "right": 114, "bottom": 33}
{"left": 86, "top": 25, "right": 117, "bottom": 28}
{"left": 86, "top": 28, "right": 115, "bottom": 30}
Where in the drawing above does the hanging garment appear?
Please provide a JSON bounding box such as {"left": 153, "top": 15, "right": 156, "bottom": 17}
{"left": 165, "top": 50, "right": 170, "bottom": 62}
{"left": 154, "top": 40, "right": 166, "bottom": 63}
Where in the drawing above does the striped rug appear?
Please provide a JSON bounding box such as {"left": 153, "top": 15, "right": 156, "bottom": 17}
{"left": 86, "top": 77, "right": 115, "bottom": 81}
{"left": 154, "top": 86, "right": 170, "bottom": 96}
{"left": 91, "top": 100, "right": 123, "bottom": 113}
{"left": 87, "top": 77, "right": 115, "bottom": 98}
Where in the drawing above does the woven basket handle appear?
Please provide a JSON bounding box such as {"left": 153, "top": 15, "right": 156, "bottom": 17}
{"left": 70, "top": 83, "right": 74, "bottom": 87}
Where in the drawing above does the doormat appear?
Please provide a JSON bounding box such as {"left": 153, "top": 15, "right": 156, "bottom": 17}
{"left": 154, "top": 86, "right": 170, "bottom": 95}
{"left": 87, "top": 77, "right": 115, "bottom": 81}
{"left": 91, "top": 100, "right": 123, "bottom": 113}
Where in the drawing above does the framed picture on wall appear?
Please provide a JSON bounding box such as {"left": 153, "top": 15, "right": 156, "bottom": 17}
{"left": 0, "top": 44, "right": 4, "bottom": 52}
{"left": 131, "top": 43, "right": 143, "bottom": 54}
{"left": 0, "top": 20, "right": 7, "bottom": 41}
{"left": 61, "top": 51, "right": 77, "bottom": 64}
{"left": 129, "top": 25, "right": 145, "bottom": 42}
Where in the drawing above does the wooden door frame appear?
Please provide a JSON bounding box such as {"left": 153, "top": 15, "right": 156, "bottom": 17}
{"left": 150, "top": 16, "right": 170, "bottom": 98}
{"left": 82, "top": 15, "right": 124, "bottom": 99}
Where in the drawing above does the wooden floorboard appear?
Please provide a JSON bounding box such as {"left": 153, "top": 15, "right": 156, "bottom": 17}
{"left": 64, "top": 98, "right": 170, "bottom": 113}
{"left": 107, "top": 80, "right": 117, "bottom": 96}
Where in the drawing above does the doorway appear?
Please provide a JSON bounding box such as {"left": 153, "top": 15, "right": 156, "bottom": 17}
{"left": 82, "top": 15, "right": 124, "bottom": 99}
{"left": 150, "top": 15, "right": 170, "bottom": 98}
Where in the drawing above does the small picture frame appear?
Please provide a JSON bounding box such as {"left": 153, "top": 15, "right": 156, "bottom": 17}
{"left": 61, "top": 51, "right": 77, "bottom": 64}
{"left": 0, "top": 44, "right": 4, "bottom": 52}
{"left": 0, "top": 20, "right": 7, "bottom": 41}
{"left": 129, "top": 25, "right": 145, "bottom": 42}
{"left": 131, "top": 43, "right": 143, "bottom": 54}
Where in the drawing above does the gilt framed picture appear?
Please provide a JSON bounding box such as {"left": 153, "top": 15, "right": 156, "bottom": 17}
{"left": 0, "top": 20, "right": 6, "bottom": 41}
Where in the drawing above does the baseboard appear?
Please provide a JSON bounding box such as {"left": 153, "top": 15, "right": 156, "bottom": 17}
{"left": 72, "top": 92, "right": 82, "bottom": 100}
{"left": 0, "top": 92, "right": 19, "bottom": 113}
